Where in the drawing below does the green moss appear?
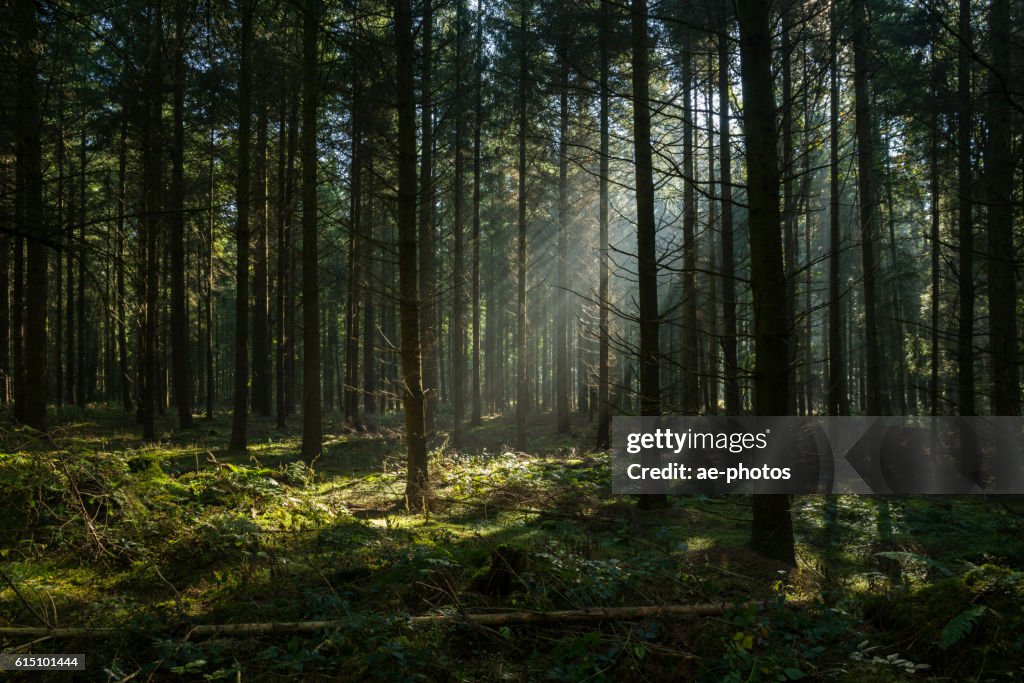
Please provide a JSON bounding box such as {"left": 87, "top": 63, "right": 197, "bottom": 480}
{"left": 1, "top": 407, "right": 1023, "bottom": 680}
{"left": 866, "top": 564, "right": 1024, "bottom": 676}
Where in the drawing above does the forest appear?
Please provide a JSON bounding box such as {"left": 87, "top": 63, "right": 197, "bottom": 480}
{"left": 1, "top": 0, "right": 1023, "bottom": 679}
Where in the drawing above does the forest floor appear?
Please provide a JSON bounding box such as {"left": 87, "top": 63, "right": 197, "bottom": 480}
{"left": 1, "top": 406, "right": 1023, "bottom": 681}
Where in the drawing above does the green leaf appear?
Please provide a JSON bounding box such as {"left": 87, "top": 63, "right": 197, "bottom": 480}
{"left": 783, "top": 667, "right": 806, "bottom": 680}
{"left": 874, "top": 551, "right": 953, "bottom": 576}
{"left": 939, "top": 605, "right": 987, "bottom": 650}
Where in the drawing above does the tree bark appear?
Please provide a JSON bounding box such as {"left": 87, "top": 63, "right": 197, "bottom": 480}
{"left": 853, "top": 0, "right": 884, "bottom": 416}
{"left": 515, "top": 0, "right": 530, "bottom": 452}
{"left": 0, "top": 165, "right": 9, "bottom": 406}
{"left": 828, "top": 0, "right": 847, "bottom": 416}
{"left": 117, "top": 115, "right": 132, "bottom": 412}
{"left": 395, "top": 0, "right": 429, "bottom": 507}
{"left": 986, "top": 0, "right": 1018, "bottom": 416}
{"left": 76, "top": 130, "right": 87, "bottom": 407}
{"left": 252, "top": 60, "right": 272, "bottom": 418}
{"left": 344, "top": 78, "right": 362, "bottom": 425}
{"left": 737, "top": 0, "right": 795, "bottom": 566}
{"left": 301, "top": 0, "right": 323, "bottom": 460}
{"left": 632, "top": 0, "right": 667, "bottom": 510}
{"left": 140, "top": 6, "right": 164, "bottom": 441}
{"left": 206, "top": 100, "right": 216, "bottom": 420}
{"left": 361, "top": 185, "right": 377, "bottom": 416}
{"left": 595, "top": 0, "right": 611, "bottom": 450}
{"left": 15, "top": 0, "right": 47, "bottom": 431}
{"left": 279, "top": 93, "right": 299, "bottom": 424}
{"left": 65, "top": 139, "right": 76, "bottom": 408}
{"left": 471, "top": 2, "right": 484, "bottom": 427}
{"left": 229, "top": 0, "right": 253, "bottom": 451}
{"left": 556, "top": 24, "right": 571, "bottom": 435}
{"left": 54, "top": 82, "right": 65, "bottom": 409}
{"left": 0, "top": 601, "right": 780, "bottom": 639}
{"left": 11, "top": 233, "right": 23, "bottom": 420}
{"left": 781, "top": 11, "right": 798, "bottom": 415}
{"left": 631, "top": 0, "right": 659, "bottom": 421}
{"left": 681, "top": 31, "right": 698, "bottom": 415}
{"left": 418, "top": 0, "right": 439, "bottom": 438}
{"left": 275, "top": 84, "right": 294, "bottom": 428}
{"left": 170, "top": 0, "right": 194, "bottom": 428}
{"left": 342, "top": 231, "right": 359, "bottom": 421}
{"left": 452, "top": 0, "right": 466, "bottom": 448}
{"left": 452, "top": 0, "right": 468, "bottom": 448}
{"left": 954, "top": 0, "right": 974, "bottom": 417}
{"left": 718, "top": 16, "right": 739, "bottom": 417}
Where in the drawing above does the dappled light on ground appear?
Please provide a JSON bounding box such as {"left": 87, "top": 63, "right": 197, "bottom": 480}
{"left": 1, "top": 407, "right": 1023, "bottom": 680}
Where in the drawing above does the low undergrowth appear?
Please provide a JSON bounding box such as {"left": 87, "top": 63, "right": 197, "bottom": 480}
{"left": 1, "top": 408, "right": 1023, "bottom": 680}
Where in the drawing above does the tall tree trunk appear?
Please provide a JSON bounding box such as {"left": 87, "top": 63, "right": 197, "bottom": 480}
{"left": 252, "top": 62, "right": 272, "bottom": 418}
{"left": 105, "top": 245, "right": 114, "bottom": 401}
{"left": 452, "top": 0, "right": 467, "bottom": 448}
{"left": 853, "top": 0, "right": 884, "bottom": 416}
{"left": 515, "top": 0, "right": 530, "bottom": 452}
{"left": 631, "top": 0, "right": 660, "bottom": 420}
{"left": 301, "top": 0, "right": 323, "bottom": 459}
{"left": 595, "top": 0, "right": 612, "bottom": 449}
{"left": 342, "top": 87, "right": 359, "bottom": 425}
{"left": 681, "top": 32, "right": 699, "bottom": 415}
{"left": 929, "top": 79, "right": 940, "bottom": 416}
{"left": 171, "top": 0, "right": 193, "bottom": 427}
{"left": 801, "top": 94, "right": 814, "bottom": 414}
{"left": 555, "top": 25, "right": 570, "bottom": 434}
{"left": 471, "top": 2, "right": 484, "bottom": 427}
{"left": 632, "top": 0, "right": 667, "bottom": 510}
{"left": 203, "top": 0, "right": 216, "bottom": 420}
{"left": 955, "top": 0, "right": 974, "bottom": 416}
{"left": 54, "top": 84, "right": 64, "bottom": 409}
{"left": 343, "top": 116, "right": 361, "bottom": 424}
{"left": 12, "top": 233, "right": 23, "bottom": 420}
{"left": 718, "top": 14, "right": 740, "bottom": 416}
{"left": 828, "top": 1, "right": 847, "bottom": 416}
{"left": 703, "top": 49, "right": 719, "bottom": 415}
{"left": 395, "top": 0, "right": 428, "bottom": 506}
{"left": 117, "top": 115, "right": 132, "bottom": 412}
{"left": 275, "top": 85, "right": 289, "bottom": 428}
{"left": 206, "top": 105, "right": 216, "bottom": 419}
{"left": 65, "top": 143, "right": 76, "bottom": 407}
{"left": 0, "top": 165, "right": 10, "bottom": 406}
{"left": 229, "top": 0, "right": 253, "bottom": 451}
{"left": 324, "top": 297, "right": 336, "bottom": 412}
{"left": 15, "top": 0, "right": 47, "bottom": 430}
{"left": 781, "top": 10, "right": 797, "bottom": 415}
{"left": 361, "top": 189, "right": 378, "bottom": 416}
{"left": 280, "top": 93, "right": 298, "bottom": 423}
{"left": 737, "top": 0, "right": 795, "bottom": 565}
{"left": 76, "top": 130, "right": 87, "bottom": 407}
{"left": 419, "top": 0, "right": 438, "bottom": 438}
{"left": 986, "top": 0, "right": 1018, "bottom": 416}
{"left": 883, "top": 139, "right": 906, "bottom": 415}
{"left": 140, "top": 6, "right": 164, "bottom": 441}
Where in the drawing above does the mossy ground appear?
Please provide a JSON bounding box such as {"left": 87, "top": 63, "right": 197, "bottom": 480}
{"left": 1, "top": 406, "right": 1023, "bottom": 681}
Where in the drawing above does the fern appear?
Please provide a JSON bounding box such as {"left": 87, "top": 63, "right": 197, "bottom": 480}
{"left": 874, "top": 551, "right": 953, "bottom": 576}
{"left": 939, "top": 605, "right": 987, "bottom": 650}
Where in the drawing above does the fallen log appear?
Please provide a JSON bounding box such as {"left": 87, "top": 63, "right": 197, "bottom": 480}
{"left": 0, "top": 600, "right": 777, "bottom": 640}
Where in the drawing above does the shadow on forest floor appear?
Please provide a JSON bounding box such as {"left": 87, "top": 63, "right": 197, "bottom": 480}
{"left": 1, "top": 405, "right": 1023, "bottom": 680}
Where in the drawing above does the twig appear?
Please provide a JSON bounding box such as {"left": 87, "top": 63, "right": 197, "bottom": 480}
{"left": 1, "top": 635, "right": 52, "bottom": 654}
{"left": 0, "top": 600, "right": 787, "bottom": 639}
{"left": 0, "top": 567, "right": 52, "bottom": 629}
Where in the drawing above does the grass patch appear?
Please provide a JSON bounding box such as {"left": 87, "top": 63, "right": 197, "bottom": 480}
{"left": 1, "top": 407, "right": 1022, "bottom": 680}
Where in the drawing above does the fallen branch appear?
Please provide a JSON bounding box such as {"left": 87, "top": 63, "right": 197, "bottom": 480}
{"left": 0, "top": 601, "right": 779, "bottom": 640}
